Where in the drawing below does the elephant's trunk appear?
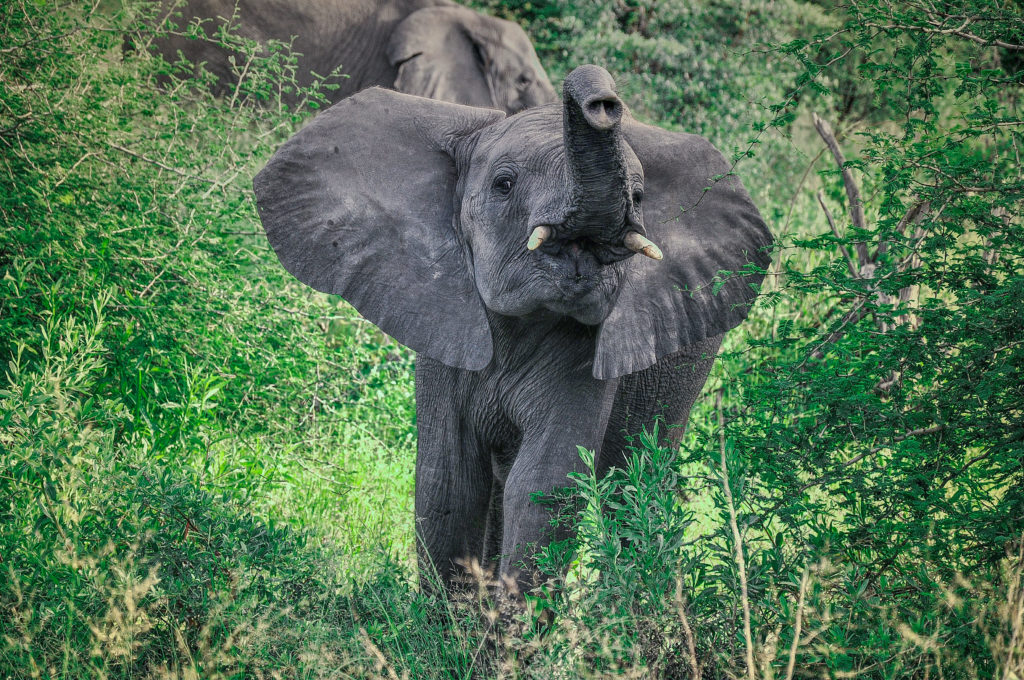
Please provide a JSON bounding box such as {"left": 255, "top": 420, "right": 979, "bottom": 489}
{"left": 562, "top": 65, "right": 630, "bottom": 243}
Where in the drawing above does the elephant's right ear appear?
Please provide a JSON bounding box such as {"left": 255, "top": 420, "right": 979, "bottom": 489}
{"left": 253, "top": 88, "right": 504, "bottom": 370}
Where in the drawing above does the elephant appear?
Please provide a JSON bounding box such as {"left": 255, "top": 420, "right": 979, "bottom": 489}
{"left": 253, "top": 65, "right": 772, "bottom": 593}
{"left": 151, "top": 0, "right": 556, "bottom": 113}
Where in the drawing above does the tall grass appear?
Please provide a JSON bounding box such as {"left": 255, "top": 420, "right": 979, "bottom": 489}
{"left": 0, "top": 1, "right": 425, "bottom": 675}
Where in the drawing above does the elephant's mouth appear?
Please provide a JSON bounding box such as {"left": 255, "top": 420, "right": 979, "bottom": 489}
{"left": 536, "top": 237, "right": 625, "bottom": 299}
{"left": 538, "top": 235, "right": 633, "bottom": 268}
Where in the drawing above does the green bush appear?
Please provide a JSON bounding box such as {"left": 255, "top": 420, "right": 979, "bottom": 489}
{"left": 0, "top": 1, "right": 428, "bottom": 676}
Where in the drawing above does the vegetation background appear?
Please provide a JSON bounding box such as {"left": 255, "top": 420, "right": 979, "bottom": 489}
{"left": 1, "top": 0, "right": 1021, "bottom": 677}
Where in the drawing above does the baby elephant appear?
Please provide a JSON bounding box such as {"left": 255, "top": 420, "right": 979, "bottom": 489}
{"left": 254, "top": 65, "right": 772, "bottom": 593}
{"left": 152, "top": 0, "right": 555, "bottom": 113}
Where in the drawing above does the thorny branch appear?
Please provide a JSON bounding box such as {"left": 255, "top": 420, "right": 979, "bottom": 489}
{"left": 755, "top": 424, "right": 947, "bottom": 525}
{"left": 810, "top": 113, "right": 929, "bottom": 352}
{"left": 863, "top": 20, "right": 1024, "bottom": 51}
{"left": 108, "top": 143, "right": 217, "bottom": 186}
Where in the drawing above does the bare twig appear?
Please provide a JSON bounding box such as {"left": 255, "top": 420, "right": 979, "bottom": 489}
{"left": 864, "top": 21, "right": 1024, "bottom": 51}
{"left": 756, "top": 424, "right": 947, "bottom": 524}
{"left": 51, "top": 151, "right": 96, "bottom": 190}
{"left": 137, "top": 267, "right": 167, "bottom": 298}
{"left": 675, "top": 578, "right": 702, "bottom": 680}
{"left": 813, "top": 113, "right": 869, "bottom": 266}
{"left": 806, "top": 297, "right": 870, "bottom": 362}
{"left": 839, "top": 425, "right": 947, "bottom": 471}
{"left": 818, "top": 190, "right": 860, "bottom": 279}
{"left": 308, "top": 362, "right": 321, "bottom": 427}
{"left": 717, "top": 389, "right": 755, "bottom": 680}
{"left": 0, "top": 26, "right": 89, "bottom": 54}
{"left": 784, "top": 566, "right": 810, "bottom": 680}
{"left": 108, "top": 143, "right": 216, "bottom": 186}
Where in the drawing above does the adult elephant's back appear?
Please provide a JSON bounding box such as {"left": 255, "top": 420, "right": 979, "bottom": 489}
{"left": 149, "top": 0, "right": 556, "bottom": 113}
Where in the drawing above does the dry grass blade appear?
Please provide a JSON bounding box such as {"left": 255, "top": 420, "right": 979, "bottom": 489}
{"left": 359, "top": 627, "right": 406, "bottom": 680}
{"left": 717, "top": 389, "right": 755, "bottom": 680}
{"left": 783, "top": 566, "right": 810, "bottom": 680}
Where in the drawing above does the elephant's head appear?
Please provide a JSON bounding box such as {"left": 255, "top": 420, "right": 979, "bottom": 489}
{"left": 386, "top": 5, "right": 556, "bottom": 114}
{"left": 254, "top": 65, "right": 772, "bottom": 379}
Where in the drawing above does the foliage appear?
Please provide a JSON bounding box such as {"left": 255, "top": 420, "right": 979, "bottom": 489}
{"left": 1, "top": 0, "right": 1022, "bottom": 678}
{"left": 718, "top": 0, "right": 1024, "bottom": 673}
{"left": 0, "top": 1, "right": 424, "bottom": 676}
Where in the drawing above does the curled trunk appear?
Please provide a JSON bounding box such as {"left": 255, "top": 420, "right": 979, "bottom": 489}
{"left": 562, "top": 65, "right": 629, "bottom": 241}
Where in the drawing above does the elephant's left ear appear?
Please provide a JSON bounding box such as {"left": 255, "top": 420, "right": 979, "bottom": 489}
{"left": 593, "top": 117, "right": 774, "bottom": 380}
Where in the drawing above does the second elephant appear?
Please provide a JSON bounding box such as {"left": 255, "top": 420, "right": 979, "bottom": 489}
{"left": 152, "top": 0, "right": 556, "bottom": 113}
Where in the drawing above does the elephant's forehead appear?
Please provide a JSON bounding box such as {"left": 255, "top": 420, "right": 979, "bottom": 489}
{"left": 475, "top": 106, "right": 563, "bottom": 169}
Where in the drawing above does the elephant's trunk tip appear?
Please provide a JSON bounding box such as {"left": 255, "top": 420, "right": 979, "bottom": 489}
{"left": 563, "top": 65, "right": 623, "bottom": 132}
{"left": 624, "top": 231, "right": 663, "bottom": 261}
{"left": 581, "top": 94, "right": 622, "bottom": 131}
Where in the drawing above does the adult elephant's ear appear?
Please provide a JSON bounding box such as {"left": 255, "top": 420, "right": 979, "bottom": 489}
{"left": 253, "top": 87, "right": 503, "bottom": 370}
{"left": 387, "top": 6, "right": 496, "bottom": 110}
{"left": 593, "top": 118, "right": 774, "bottom": 380}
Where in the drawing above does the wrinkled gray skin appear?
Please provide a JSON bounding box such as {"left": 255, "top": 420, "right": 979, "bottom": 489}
{"left": 254, "top": 65, "right": 772, "bottom": 593}
{"left": 152, "top": 0, "right": 556, "bottom": 113}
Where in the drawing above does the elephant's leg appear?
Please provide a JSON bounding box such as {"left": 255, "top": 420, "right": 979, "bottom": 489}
{"left": 482, "top": 475, "right": 505, "bottom": 577}
{"left": 500, "top": 461, "right": 574, "bottom": 592}
{"left": 414, "top": 360, "right": 491, "bottom": 592}
{"left": 499, "top": 383, "right": 618, "bottom": 593}
{"left": 415, "top": 447, "right": 491, "bottom": 591}
{"left": 599, "top": 334, "right": 723, "bottom": 477}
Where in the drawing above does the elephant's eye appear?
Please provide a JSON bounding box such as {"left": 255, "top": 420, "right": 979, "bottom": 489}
{"left": 492, "top": 175, "right": 515, "bottom": 196}
{"left": 632, "top": 189, "right": 644, "bottom": 206}
{"left": 516, "top": 74, "right": 533, "bottom": 89}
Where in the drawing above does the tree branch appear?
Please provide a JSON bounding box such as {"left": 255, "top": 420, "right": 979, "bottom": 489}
{"left": 783, "top": 566, "right": 810, "bottom": 680}
{"left": 108, "top": 143, "right": 216, "bottom": 186}
{"left": 818, "top": 190, "right": 860, "bottom": 279}
{"left": 865, "top": 21, "right": 1024, "bottom": 50}
{"left": 877, "top": 200, "right": 930, "bottom": 259}
{"left": 717, "top": 389, "right": 755, "bottom": 680}
{"left": 756, "top": 424, "right": 947, "bottom": 523}
{"left": 813, "top": 113, "right": 868, "bottom": 266}
{"left": 805, "top": 297, "right": 869, "bottom": 363}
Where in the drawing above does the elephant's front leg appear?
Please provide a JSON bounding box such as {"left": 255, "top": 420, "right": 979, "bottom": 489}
{"left": 415, "top": 450, "right": 491, "bottom": 591}
{"left": 499, "top": 379, "right": 618, "bottom": 592}
{"left": 414, "top": 360, "right": 491, "bottom": 591}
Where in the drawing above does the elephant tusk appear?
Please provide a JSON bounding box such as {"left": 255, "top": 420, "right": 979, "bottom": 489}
{"left": 623, "top": 231, "right": 663, "bottom": 261}
{"left": 526, "top": 225, "right": 551, "bottom": 251}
